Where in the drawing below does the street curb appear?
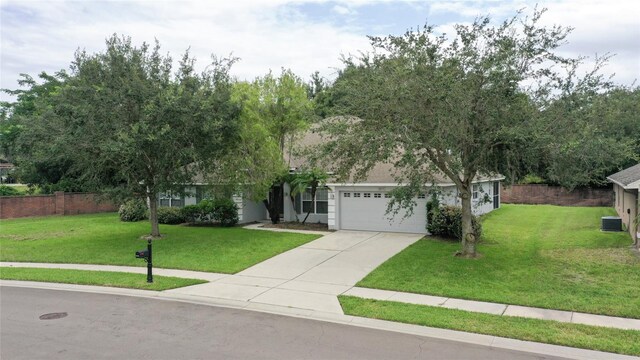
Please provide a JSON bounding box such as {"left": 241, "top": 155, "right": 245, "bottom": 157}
{"left": 1, "top": 281, "right": 636, "bottom": 360}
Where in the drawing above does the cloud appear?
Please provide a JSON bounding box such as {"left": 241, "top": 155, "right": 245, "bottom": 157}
{"left": 428, "top": 0, "right": 640, "bottom": 86}
{"left": 0, "top": 0, "right": 370, "bottom": 101}
{"left": 1, "top": 0, "right": 638, "bottom": 103}
{"left": 332, "top": 5, "right": 353, "bottom": 15}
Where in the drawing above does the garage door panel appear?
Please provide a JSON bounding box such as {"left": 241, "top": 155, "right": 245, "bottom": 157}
{"left": 339, "top": 191, "right": 427, "bottom": 233}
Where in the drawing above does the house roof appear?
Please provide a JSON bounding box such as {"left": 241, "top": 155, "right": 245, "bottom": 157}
{"left": 287, "top": 131, "right": 504, "bottom": 186}
{"left": 607, "top": 163, "right": 640, "bottom": 189}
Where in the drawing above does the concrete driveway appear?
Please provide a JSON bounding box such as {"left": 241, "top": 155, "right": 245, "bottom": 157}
{"left": 165, "top": 230, "right": 422, "bottom": 313}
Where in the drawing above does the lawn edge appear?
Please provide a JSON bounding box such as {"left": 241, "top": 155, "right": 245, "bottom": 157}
{"left": 338, "top": 295, "right": 640, "bottom": 357}
{"left": 0, "top": 267, "right": 206, "bottom": 291}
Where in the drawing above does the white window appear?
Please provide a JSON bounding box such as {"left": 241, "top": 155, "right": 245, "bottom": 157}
{"left": 374, "top": 193, "right": 381, "bottom": 198}
{"left": 418, "top": 194, "right": 426, "bottom": 199}
{"left": 354, "top": 193, "right": 361, "bottom": 198}
{"left": 364, "top": 193, "right": 371, "bottom": 198}
{"left": 195, "top": 186, "right": 214, "bottom": 204}
{"left": 344, "top": 192, "right": 351, "bottom": 198}
{"left": 384, "top": 193, "right": 391, "bottom": 198}
{"left": 302, "top": 189, "right": 314, "bottom": 213}
{"left": 315, "top": 188, "right": 328, "bottom": 214}
{"left": 472, "top": 184, "right": 479, "bottom": 200}
{"left": 159, "top": 191, "right": 183, "bottom": 207}
{"left": 300, "top": 187, "right": 328, "bottom": 214}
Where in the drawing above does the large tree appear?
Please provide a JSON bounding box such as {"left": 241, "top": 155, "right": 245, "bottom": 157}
{"left": 539, "top": 84, "right": 639, "bottom": 188}
{"left": 19, "top": 35, "right": 241, "bottom": 237}
{"left": 1, "top": 72, "right": 83, "bottom": 191}
{"left": 233, "top": 69, "right": 313, "bottom": 223}
{"left": 316, "top": 9, "right": 618, "bottom": 257}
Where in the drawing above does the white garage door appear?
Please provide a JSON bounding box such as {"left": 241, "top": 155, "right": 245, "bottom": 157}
{"left": 339, "top": 191, "right": 427, "bottom": 233}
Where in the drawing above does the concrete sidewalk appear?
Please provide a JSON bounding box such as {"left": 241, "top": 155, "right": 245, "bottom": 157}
{"left": 343, "top": 287, "right": 640, "bottom": 331}
{"left": 2, "top": 229, "right": 640, "bottom": 331}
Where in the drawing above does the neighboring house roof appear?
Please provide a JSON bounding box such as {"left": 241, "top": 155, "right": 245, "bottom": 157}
{"left": 607, "top": 163, "right": 640, "bottom": 190}
{"left": 287, "top": 131, "right": 504, "bottom": 186}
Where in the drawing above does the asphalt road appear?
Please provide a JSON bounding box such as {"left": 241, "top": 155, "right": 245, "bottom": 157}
{"left": 1, "top": 286, "right": 565, "bottom": 360}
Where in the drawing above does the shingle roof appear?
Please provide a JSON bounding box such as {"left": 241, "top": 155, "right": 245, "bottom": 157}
{"left": 287, "top": 131, "right": 503, "bottom": 185}
{"left": 607, "top": 163, "right": 640, "bottom": 188}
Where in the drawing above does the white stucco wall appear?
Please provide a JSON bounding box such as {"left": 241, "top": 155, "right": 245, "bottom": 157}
{"left": 328, "top": 181, "right": 500, "bottom": 232}
{"left": 242, "top": 199, "right": 268, "bottom": 224}
{"left": 234, "top": 193, "right": 268, "bottom": 224}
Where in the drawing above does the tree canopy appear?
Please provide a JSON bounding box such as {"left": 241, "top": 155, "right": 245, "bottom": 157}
{"left": 314, "top": 8, "right": 629, "bottom": 257}
{"left": 1, "top": 71, "right": 79, "bottom": 191}
{"left": 231, "top": 68, "right": 314, "bottom": 223}
{"left": 538, "top": 85, "right": 639, "bottom": 188}
{"left": 14, "top": 35, "right": 242, "bottom": 236}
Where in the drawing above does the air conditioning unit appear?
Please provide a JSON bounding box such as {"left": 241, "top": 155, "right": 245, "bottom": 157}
{"left": 601, "top": 216, "right": 622, "bottom": 232}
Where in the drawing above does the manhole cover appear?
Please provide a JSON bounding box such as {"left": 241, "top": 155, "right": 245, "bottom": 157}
{"left": 39, "top": 312, "right": 68, "bottom": 320}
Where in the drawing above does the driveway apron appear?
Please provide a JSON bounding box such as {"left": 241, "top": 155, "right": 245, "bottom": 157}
{"left": 165, "top": 230, "right": 422, "bottom": 314}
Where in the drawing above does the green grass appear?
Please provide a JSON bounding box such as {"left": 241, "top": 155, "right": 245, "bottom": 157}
{"left": 10, "top": 185, "right": 30, "bottom": 194}
{"left": 339, "top": 296, "right": 640, "bottom": 356}
{"left": 0, "top": 213, "right": 319, "bottom": 273}
{"left": 0, "top": 267, "right": 205, "bottom": 291}
{"left": 357, "top": 205, "right": 640, "bottom": 318}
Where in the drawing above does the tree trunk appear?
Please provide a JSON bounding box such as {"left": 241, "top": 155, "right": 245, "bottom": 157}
{"left": 302, "top": 210, "right": 311, "bottom": 224}
{"left": 289, "top": 195, "right": 299, "bottom": 222}
{"left": 263, "top": 199, "right": 280, "bottom": 224}
{"left": 458, "top": 188, "right": 477, "bottom": 258}
{"left": 147, "top": 193, "right": 161, "bottom": 237}
{"left": 263, "top": 184, "right": 282, "bottom": 224}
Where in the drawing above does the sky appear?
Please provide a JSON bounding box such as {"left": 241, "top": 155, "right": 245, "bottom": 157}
{"left": 1, "top": 0, "right": 639, "bottom": 102}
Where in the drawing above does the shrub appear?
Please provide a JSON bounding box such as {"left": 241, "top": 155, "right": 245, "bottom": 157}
{"left": 426, "top": 192, "right": 440, "bottom": 225}
{"left": 180, "top": 205, "right": 202, "bottom": 223}
{"left": 119, "top": 199, "right": 148, "bottom": 222}
{"left": 519, "top": 174, "right": 547, "bottom": 184}
{"left": 156, "top": 206, "right": 186, "bottom": 225}
{"left": 0, "top": 185, "right": 21, "bottom": 196}
{"left": 180, "top": 198, "right": 238, "bottom": 226}
{"left": 211, "top": 198, "right": 238, "bottom": 227}
{"left": 197, "top": 199, "right": 216, "bottom": 221}
{"left": 427, "top": 205, "right": 482, "bottom": 241}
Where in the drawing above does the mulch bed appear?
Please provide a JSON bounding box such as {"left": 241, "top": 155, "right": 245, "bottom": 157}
{"left": 262, "top": 222, "right": 332, "bottom": 232}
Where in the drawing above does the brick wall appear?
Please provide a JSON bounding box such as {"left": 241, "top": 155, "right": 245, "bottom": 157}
{"left": 0, "top": 192, "right": 117, "bottom": 219}
{"left": 501, "top": 184, "right": 613, "bottom": 207}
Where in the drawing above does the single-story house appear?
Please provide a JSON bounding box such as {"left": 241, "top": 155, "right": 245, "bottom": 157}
{"left": 163, "top": 133, "right": 504, "bottom": 234}
{"left": 607, "top": 163, "right": 640, "bottom": 246}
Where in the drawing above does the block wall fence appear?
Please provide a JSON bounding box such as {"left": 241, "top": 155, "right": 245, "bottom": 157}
{"left": 500, "top": 184, "right": 613, "bottom": 207}
{"left": 0, "top": 192, "right": 117, "bottom": 219}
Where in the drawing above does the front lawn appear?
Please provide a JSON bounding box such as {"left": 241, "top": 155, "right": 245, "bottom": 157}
{"left": 357, "top": 205, "right": 640, "bottom": 318}
{"left": 0, "top": 213, "right": 319, "bottom": 273}
{"left": 339, "top": 296, "right": 640, "bottom": 356}
{"left": 0, "top": 267, "right": 205, "bottom": 291}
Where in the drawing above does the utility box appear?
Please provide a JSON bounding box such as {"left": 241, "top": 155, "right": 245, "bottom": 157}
{"left": 601, "top": 216, "right": 622, "bottom": 232}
